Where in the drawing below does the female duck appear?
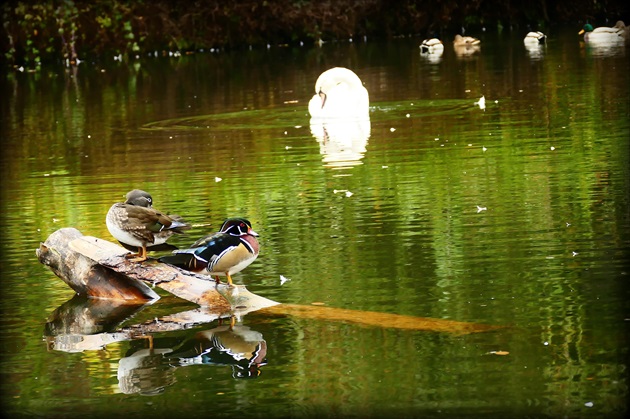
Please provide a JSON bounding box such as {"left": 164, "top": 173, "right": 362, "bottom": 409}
{"left": 106, "top": 189, "right": 190, "bottom": 262}
{"left": 308, "top": 67, "right": 369, "bottom": 120}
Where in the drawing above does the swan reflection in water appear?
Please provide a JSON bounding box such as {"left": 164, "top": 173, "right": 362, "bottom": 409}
{"left": 310, "top": 119, "right": 371, "bottom": 168}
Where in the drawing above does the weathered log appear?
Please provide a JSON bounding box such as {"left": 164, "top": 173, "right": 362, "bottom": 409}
{"left": 37, "top": 228, "right": 159, "bottom": 303}
{"left": 37, "top": 228, "right": 279, "bottom": 312}
{"left": 39, "top": 228, "right": 503, "bottom": 339}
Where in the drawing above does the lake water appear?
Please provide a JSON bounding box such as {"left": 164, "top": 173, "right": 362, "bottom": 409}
{"left": 2, "top": 27, "right": 629, "bottom": 418}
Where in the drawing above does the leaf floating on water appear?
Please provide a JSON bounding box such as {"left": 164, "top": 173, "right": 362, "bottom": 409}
{"left": 487, "top": 350, "right": 510, "bottom": 356}
{"left": 280, "top": 275, "right": 291, "bottom": 285}
{"left": 311, "top": 302, "right": 326, "bottom": 306}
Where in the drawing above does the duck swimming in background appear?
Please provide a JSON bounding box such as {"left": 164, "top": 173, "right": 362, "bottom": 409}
{"left": 524, "top": 31, "right": 547, "bottom": 44}
{"left": 579, "top": 21, "right": 628, "bottom": 43}
{"left": 308, "top": 67, "right": 370, "bottom": 121}
{"left": 159, "top": 218, "right": 259, "bottom": 287}
{"left": 420, "top": 38, "right": 444, "bottom": 55}
{"left": 453, "top": 34, "right": 481, "bottom": 47}
{"left": 106, "top": 189, "right": 191, "bottom": 262}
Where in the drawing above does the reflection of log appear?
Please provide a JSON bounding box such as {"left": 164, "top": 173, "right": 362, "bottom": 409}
{"left": 262, "top": 304, "right": 501, "bottom": 335}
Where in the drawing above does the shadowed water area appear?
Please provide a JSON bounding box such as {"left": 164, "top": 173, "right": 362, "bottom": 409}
{"left": 1, "top": 27, "right": 629, "bottom": 417}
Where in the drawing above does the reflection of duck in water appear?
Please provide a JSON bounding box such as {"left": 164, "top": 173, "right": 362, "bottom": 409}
{"left": 310, "top": 119, "right": 371, "bottom": 168}
{"left": 166, "top": 324, "right": 267, "bottom": 379}
{"left": 308, "top": 67, "right": 370, "bottom": 121}
{"left": 117, "top": 346, "right": 176, "bottom": 395}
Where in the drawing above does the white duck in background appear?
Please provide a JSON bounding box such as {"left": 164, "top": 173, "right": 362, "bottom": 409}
{"left": 453, "top": 34, "right": 481, "bottom": 57}
{"left": 524, "top": 31, "right": 547, "bottom": 44}
{"left": 453, "top": 34, "right": 481, "bottom": 47}
{"left": 308, "top": 67, "right": 370, "bottom": 121}
{"left": 420, "top": 38, "right": 444, "bottom": 55}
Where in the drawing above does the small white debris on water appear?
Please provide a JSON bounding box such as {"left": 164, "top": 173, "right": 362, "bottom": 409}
{"left": 406, "top": 114, "right": 410, "bottom": 118}
{"left": 476, "top": 206, "right": 487, "bottom": 213}
{"left": 482, "top": 146, "right": 487, "bottom": 152}
{"left": 584, "top": 402, "right": 593, "bottom": 408}
{"left": 215, "top": 177, "right": 222, "bottom": 182}
{"left": 390, "top": 127, "right": 396, "bottom": 132}
{"left": 382, "top": 165, "right": 388, "bottom": 169}
{"left": 572, "top": 251, "right": 578, "bottom": 257}
{"left": 334, "top": 189, "right": 353, "bottom": 197}
{"left": 285, "top": 145, "right": 292, "bottom": 150}
{"left": 280, "top": 275, "right": 291, "bottom": 285}
{"left": 475, "top": 95, "right": 486, "bottom": 110}
{"left": 550, "top": 146, "right": 555, "bottom": 150}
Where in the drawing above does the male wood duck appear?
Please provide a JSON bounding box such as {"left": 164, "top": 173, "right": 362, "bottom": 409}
{"left": 159, "top": 218, "right": 259, "bottom": 287}
{"left": 106, "top": 189, "right": 191, "bottom": 262}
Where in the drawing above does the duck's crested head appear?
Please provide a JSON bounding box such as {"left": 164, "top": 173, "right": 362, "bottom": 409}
{"left": 220, "top": 218, "right": 258, "bottom": 237}
{"left": 124, "top": 189, "right": 153, "bottom": 207}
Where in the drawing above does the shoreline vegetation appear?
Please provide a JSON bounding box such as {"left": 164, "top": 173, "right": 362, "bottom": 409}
{"left": 2, "top": 0, "right": 629, "bottom": 68}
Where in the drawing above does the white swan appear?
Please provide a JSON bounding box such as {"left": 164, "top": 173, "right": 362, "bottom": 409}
{"left": 308, "top": 67, "right": 369, "bottom": 120}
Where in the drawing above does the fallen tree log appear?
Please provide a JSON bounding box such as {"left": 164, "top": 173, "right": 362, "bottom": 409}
{"left": 38, "top": 228, "right": 502, "bottom": 338}
{"left": 37, "top": 227, "right": 278, "bottom": 312}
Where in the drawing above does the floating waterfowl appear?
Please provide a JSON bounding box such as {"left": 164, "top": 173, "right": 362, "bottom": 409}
{"left": 308, "top": 67, "right": 370, "bottom": 120}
